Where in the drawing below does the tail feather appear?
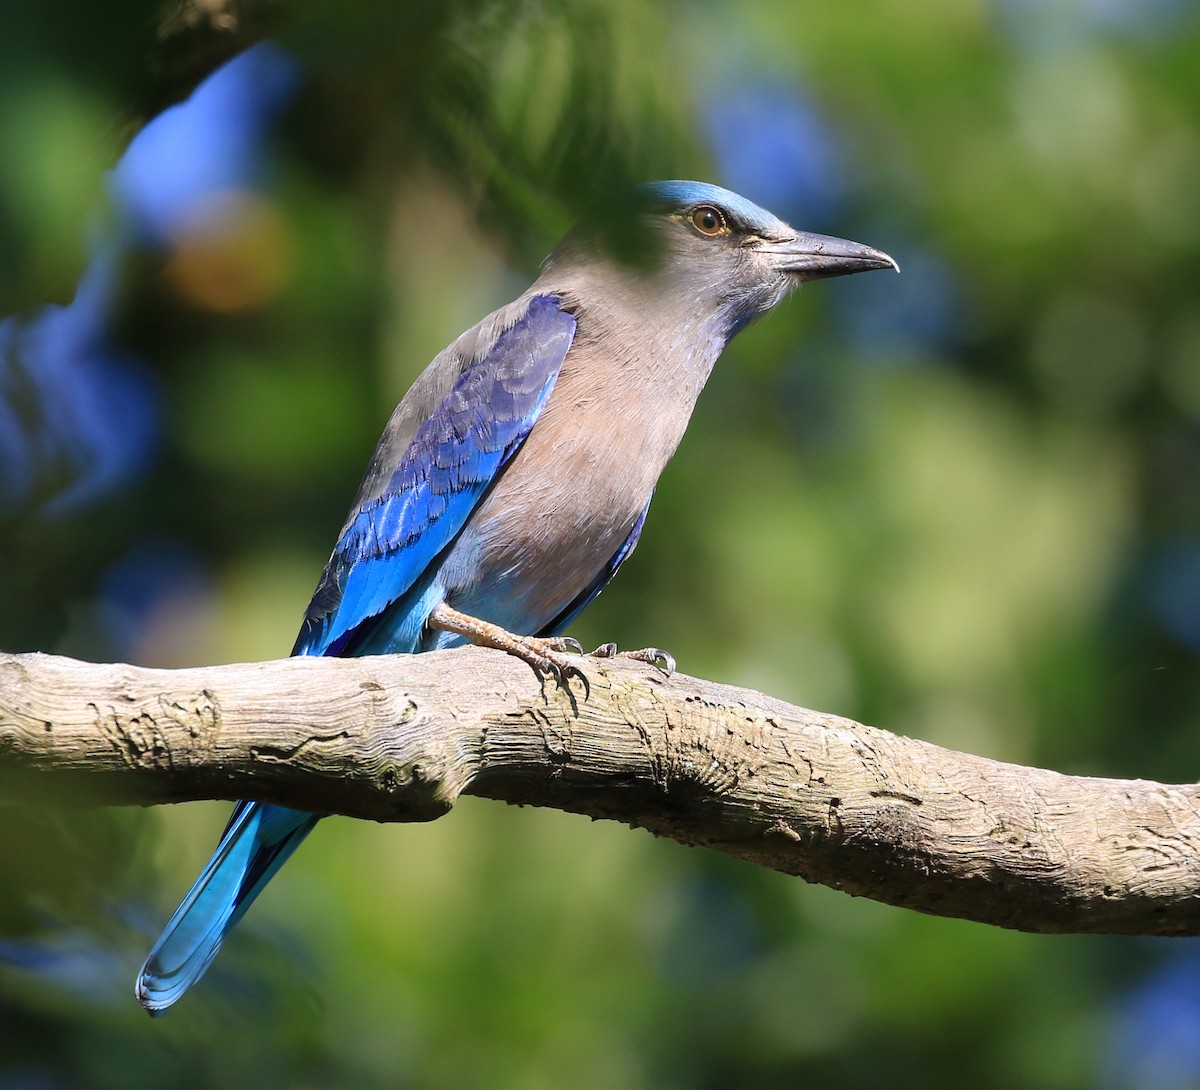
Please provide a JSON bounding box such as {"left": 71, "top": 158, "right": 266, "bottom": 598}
{"left": 136, "top": 803, "right": 320, "bottom": 1014}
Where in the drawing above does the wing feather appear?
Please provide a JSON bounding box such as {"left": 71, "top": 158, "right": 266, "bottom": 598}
{"left": 294, "top": 293, "right": 576, "bottom": 656}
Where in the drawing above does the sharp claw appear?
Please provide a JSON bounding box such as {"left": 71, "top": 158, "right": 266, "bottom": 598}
{"left": 531, "top": 648, "right": 591, "bottom": 698}
{"left": 552, "top": 636, "right": 584, "bottom": 654}
{"left": 624, "top": 646, "right": 676, "bottom": 676}
{"left": 650, "top": 648, "right": 676, "bottom": 677}
{"left": 584, "top": 642, "right": 675, "bottom": 676}
{"left": 566, "top": 663, "right": 590, "bottom": 699}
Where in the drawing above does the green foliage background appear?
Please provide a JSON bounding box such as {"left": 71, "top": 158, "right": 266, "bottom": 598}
{"left": 3, "top": 1, "right": 1200, "bottom": 1087}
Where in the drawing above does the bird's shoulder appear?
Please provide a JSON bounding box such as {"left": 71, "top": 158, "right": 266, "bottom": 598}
{"left": 341, "top": 289, "right": 577, "bottom": 528}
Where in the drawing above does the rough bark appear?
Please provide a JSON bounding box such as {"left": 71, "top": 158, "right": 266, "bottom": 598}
{"left": 2, "top": 648, "right": 1199, "bottom": 937}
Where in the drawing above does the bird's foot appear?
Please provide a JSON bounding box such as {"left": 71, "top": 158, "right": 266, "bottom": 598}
{"left": 588, "top": 642, "right": 676, "bottom": 677}
{"left": 428, "top": 604, "right": 588, "bottom": 690}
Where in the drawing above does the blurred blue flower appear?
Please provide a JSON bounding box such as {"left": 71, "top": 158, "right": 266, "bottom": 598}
{"left": 0, "top": 927, "right": 127, "bottom": 1003}
{"left": 112, "top": 43, "right": 300, "bottom": 242}
{"left": 95, "top": 538, "right": 213, "bottom": 660}
{"left": 0, "top": 237, "right": 158, "bottom": 516}
{"left": 1101, "top": 944, "right": 1200, "bottom": 1090}
{"left": 702, "top": 78, "right": 846, "bottom": 227}
{"left": 656, "top": 875, "right": 761, "bottom": 994}
{"left": 832, "top": 241, "right": 963, "bottom": 364}
{"left": 0, "top": 43, "right": 300, "bottom": 518}
{"left": 1146, "top": 538, "right": 1200, "bottom": 652}
{"left": 0, "top": 1065, "right": 74, "bottom": 1090}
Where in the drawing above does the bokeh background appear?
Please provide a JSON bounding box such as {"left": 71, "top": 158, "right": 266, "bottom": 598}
{"left": 4, "top": 0, "right": 1200, "bottom": 1086}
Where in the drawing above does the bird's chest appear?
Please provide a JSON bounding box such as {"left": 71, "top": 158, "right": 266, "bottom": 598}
{"left": 480, "top": 380, "right": 661, "bottom": 553}
{"left": 448, "top": 346, "right": 701, "bottom": 607}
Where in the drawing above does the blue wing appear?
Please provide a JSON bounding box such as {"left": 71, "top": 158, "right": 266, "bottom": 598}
{"left": 295, "top": 292, "right": 577, "bottom": 657}
{"left": 136, "top": 293, "right": 577, "bottom": 1013}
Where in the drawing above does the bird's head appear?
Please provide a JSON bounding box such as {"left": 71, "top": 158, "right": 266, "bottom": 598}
{"left": 633, "top": 180, "right": 898, "bottom": 338}
{"left": 541, "top": 180, "right": 897, "bottom": 344}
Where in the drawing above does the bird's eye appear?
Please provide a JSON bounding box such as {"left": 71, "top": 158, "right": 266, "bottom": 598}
{"left": 690, "top": 205, "right": 729, "bottom": 237}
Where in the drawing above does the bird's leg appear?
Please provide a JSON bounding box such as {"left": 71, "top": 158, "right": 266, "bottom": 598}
{"left": 428, "top": 603, "right": 587, "bottom": 689}
{"left": 588, "top": 642, "right": 676, "bottom": 677}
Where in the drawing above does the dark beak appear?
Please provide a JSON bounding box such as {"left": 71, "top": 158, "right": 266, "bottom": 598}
{"left": 758, "top": 231, "right": 899, "bottom": 280}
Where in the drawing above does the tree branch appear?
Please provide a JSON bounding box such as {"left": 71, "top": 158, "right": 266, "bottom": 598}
{"left": 2, "top": 649, "right": 1198, "bottom": 937}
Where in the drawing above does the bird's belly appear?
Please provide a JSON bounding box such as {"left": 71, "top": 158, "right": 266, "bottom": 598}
{"left": 443, "top": 475, "right": 645, "bottom": 633}
{"left": 439, "top": 404, "right": 660, "bottom": 633}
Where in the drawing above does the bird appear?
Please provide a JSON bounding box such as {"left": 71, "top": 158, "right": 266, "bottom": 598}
{"left": 135, "top": 180, "right": 897, "bottom": 1013}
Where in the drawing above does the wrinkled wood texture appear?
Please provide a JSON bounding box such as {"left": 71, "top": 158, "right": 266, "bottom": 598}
{"left": 2, "top": 648, "right": 1199, "bottom": 936}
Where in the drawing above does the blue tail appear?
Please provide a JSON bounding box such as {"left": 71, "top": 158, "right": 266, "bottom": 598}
{"left": 135, "top": 803, "right": 321, "bottom": 1014}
